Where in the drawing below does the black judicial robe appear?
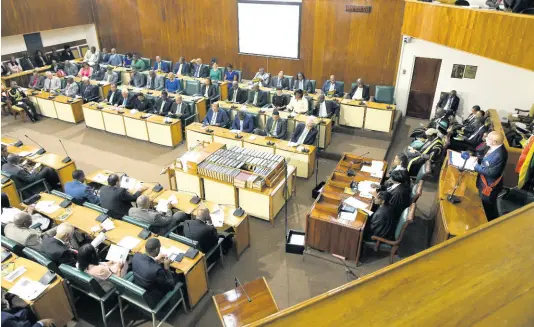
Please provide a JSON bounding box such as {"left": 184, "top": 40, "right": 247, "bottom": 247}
{"left": 364, "top": 204, "right": 396, "bottom": 240}
{"left": 387, "top": 183, "right": 411, "bottom": 227}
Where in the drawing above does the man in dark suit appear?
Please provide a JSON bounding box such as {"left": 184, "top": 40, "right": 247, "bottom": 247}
{"left": 64, "top": 170, "right": 100, "bottom": 204}
{"left": 153, "top": 56, "right": 170, "bottom": 73}
{"left": 291, "top": 118, "right": 318, "bottom": 145}
{"left": 173, "top": 57, "right": 190, "bottom": 76}
{"left": 321, "top": 75, "right": 344, "bottom": 97}
{"left": 203, "top": 103, "right": 229, "bottom": 127}
{"left": 246, "top": 84, "right": 267, "bottom": 107}
{"left": 79, "top": 77, "right": 100, "bottom": 103}
{"left": 152, "top": 90, "right": 173, "bottom": 115}
{"left": 254, "top": 110, "right": 287, "bottom": 139}
{"left": 292, "top": 72, "right": 313, "bottom": 93}
{"left": 41, "top": 223, "right": 78, "bottom": 266}
{"left": 133, "top": 93, "right": 153, "bottom": 112}
{"left": 129, "top": 68, "right": 147, "bottom": 88}
{"left": 118, "top": 88, "right": 135, "bottom": 109}
{"left": 436, "top": 90, "right": 460, "bottom": 115}
{"left": 228, "top": 81, "right": 247, "bottom": 104}
{"left": 1, "top": 309, "right": 55, "bottom": 327}
{"left": 183, "top": 208, "right": 219, "bottom": 254}
{"left": 314, "top": 94, "right": 339, "bottom": 118}
{"left": 132, "top": 238, "right": 177, "bottom": 307}
{"left": 201, "top": 78, "right": 219, "bottom": 105}
{"left": 231, "top": 110, "right": 254, "bottom": 133}
{"left": 169, "top": 95, "right": 191, "bottom": 119}
{"left": 463, "top": 105, "right": 481, "bottom": 125}
{"left": 190, "top": 58, "right": 209, "bottom": 78}
{"left": 106, "top": 83, "right": 121, "bottom": 106}
{"left": 347, "top": 78, "right": 370, "bottom": 101}
{"left": 99, "top": 174, "right": 147, "bottom": 219}
{"left": 474, "top": 131, "right": 508, "bottom": 221}
{"left": 2, "top": 154, "right": 59, "bottom": 193}
{"left": 270, "top": 71, "right": 289, "bottom": 90}
{"left": 450, "top": 115, "right": 487, "bottom": 152}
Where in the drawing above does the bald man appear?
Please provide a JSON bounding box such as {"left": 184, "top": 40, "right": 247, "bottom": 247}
{"left": 290, "top": 117, "right": 318, "bottom": 145}
{"left": 473, "top": 131, "right": 508, "bottom": 221}
{"left": 347, "top": 78, "right": 370, "bottom": 101}
{"left": 41, "top": 223, "right": 78, "bottom": 266}
{"left": 183, "top": 208, "right": 219, "bottom": 254}
{"left": 128, "top": 195, "right": 187, "bottom": 235}
{"left": 4, "top": 210, "right": 56, "bottom": 250}
{"left": 153, "top": 56, "right": 170, "bottom": 73}
{"left": 321, "top": 75, "right": 343, "bottom": 97}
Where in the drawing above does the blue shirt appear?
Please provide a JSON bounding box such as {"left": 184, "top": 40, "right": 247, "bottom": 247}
{"left": 107, "top": 54, "right": 123, "bottom": 66}
{"left": 64, "top": 180, "right": 100, "bottom": 204}
{"left": 165, "top": 79, "right": 182, "bottom": 93}
{"left": 124, "top": 57, "right": 133, "bottom": 67}
{"left": 225, "top": 71, "right": 238, "bottom": 82}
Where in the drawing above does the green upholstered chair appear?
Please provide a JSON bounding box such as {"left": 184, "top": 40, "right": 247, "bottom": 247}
{"left": 163, "top": 60, "right": 172, "bottom": 72}
{"left": 309, "top": 80, "right": 317, "bottom": 93}
{"left": 59, "top": 264, "right": 119, "bottom": 327}
{"left": 83, "top": 202, "right": 108, "bottom": 214}
{"left": 51, "top": 189, "right": 74, "bottom": 201}
{"left": 363, "top": 204, "right": 416, "bottom": 264}
{"left": 122, "top": 215, "right": 151, "bottom": 232}
{"left": 169, "top": 232, "right": 224, "bottom": 273}
{"left": 285, "top": 75, "right": 294, "bottom": 89}
{"left": 61, "top": 78, "right": 67, "bottom": 89}
{"left": 412, "top": 160, "right": 432, "bottom": 184}
{"left": 141, "top": 58, "right": 151, "bottom": 71}
{"left": 110, "top": 272, "right": 186, "bottom": 327}
{"left": 184, "top": 80, "right": 201, "bottom": 96}
{"left": 217, "top": 67, "right": 225, "bottom": 81}
{"left": 182, "top": 99, "right": 198, "bottom": 126}
{"left": 1, "top": 236, "right": 24, "bottom": 256}
{"left": 374, "top": 85, "right": 395, "bottom": 104}
{"left": 23, "top": 247, "right": 59, "bottom": 274}
{"left": 234, "top": 69, "right": 242, "bottom": 82}
{"left": 2, "top": 170, "right": 50, "bottom": 202}
{"left": 410, "top": 180, "right": 424, "bottom": 205}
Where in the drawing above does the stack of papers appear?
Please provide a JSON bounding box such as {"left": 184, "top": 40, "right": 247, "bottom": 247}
{"left": 287, "top": 142, "right": 299, "bottom": 147}
{"left": 35, "top": 201, "right": 61, "bottom": 214}
{"left": 156, "top": 195, "right": 178, "bottom": 212}
{"left": 361, "top": 161, "right": 384, "bottom": 177}
{"left": 210, "top": 209, "right": 225, "bottom": 228}
{"left": 357, "top": 181, "right": 376, "bottom": 198}
{"left": 120, "top": 176, "right": 142, "bottom": 190}
{"left": 248, "top": 135, "right": 257, "bottom": 140}
{"left": 8, "top": 277, "right": 47, "bottom": 301}
{"left": 1, "top": 207, "right": 22, "bottom": 224}
{"left": 449, "top": 150, "right": 477, "bottom": 171}
{"left": 101, "top": 219, "right": 115, "bottom": 231}
{"left": 160, "top": 246, "right": 186, "bottom": 257}
{"left": 339, "top": 211, "right": 357, "bottom": 222}
{"left": 343, "top": 197, "right": 369, "bottom": 210}
{"left": 106, "top": 244, "right": 129, "bottom": 263}
{"left": 92, "top": 173, "right": 108, "bottom": 184}
{"left": 91, "top": 232, "right": 107, "bottom": 248}
{"left": 117, "top": 236, "right": 141, "bottom": 250}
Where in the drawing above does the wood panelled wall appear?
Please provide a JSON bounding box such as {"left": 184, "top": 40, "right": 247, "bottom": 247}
{"left": 92, "top": 0, "right": 405, "bottom": 89}
{"left": 1, "top": 0, "right": 94, "bottom": 37}
{"left": 402, "top": 0, "right": 534, "bottom": 71}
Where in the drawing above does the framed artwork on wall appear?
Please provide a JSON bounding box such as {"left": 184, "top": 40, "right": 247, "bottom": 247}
{"left": 464, "top": 65, "right": 478, "bottom": 79}
{"left": 451, "top": 64, "right": 465, "bottom": 79}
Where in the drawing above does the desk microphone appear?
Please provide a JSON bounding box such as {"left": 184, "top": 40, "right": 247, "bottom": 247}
{"left": 219, "top": 203, "right": 246, "bottom": 217}
{"left": 346, "top": 152, "right": 369, "bottom": 177}
{"left": 176, "top": 188, "right": 202, "bottom": 204}
{"left": 24, "top": 135, "right": 46, "bottom": 154}
{"left": 58, "top": 139, "right": 72, "bottom": 163}
{"left": 5, "top": 135, "right": 23, "bottom": 147}
{"left": 447, "top": 152, "right": 470, "bottom": 204}
{"left": 234, "top": 277, "right": 252, "bottom": 302}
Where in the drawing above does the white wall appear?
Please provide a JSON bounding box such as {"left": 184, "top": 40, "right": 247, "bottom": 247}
{"left": 395, "top": 37, "right": 534, "bottom": 120}
{"left": 1, "top": 24, "right": 99, "bottom": 55}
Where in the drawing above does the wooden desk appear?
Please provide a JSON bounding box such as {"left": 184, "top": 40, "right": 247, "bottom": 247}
{"left": 1, "top": 136, "right": 22, "bottom": 146}
{"left": 101, "top": 106, "right": 127, "bottom": 135}
{"left": 140, "top": 236, "right": 209, "bottom": 308}
{"left": 306, "top": 153, "right": 385, "bottom": 262}
{"left": 432, "top": 154, "right": 487, "bottom": 245}
{"left": 488, "top": 109, "right": 521, "bottom": 187}
{"left": 364, "top": 102, "right": 396, "bottom": 133}
{"left": 1, "top": 66, "right": 51, "bottom": 87}
{"left": 2, "top": 173, "right": 21, "bottom": 208}
{"left": 25, "top": 90, "right": 84, "bottom": 123}
{"left": 146, "top": 114, "right": 182, "bottom": 147}
{"left": 1, "top": 256, "right": 74, "bottom": 327}
{"left": 213, "top": 277, "right": 279, "bottom": 327}
{"left": 339, "top": 99, "right": 366, "bottom": 128}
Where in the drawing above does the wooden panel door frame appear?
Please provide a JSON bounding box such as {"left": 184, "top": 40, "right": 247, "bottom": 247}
{"left": 406, "top": 56, "right": 442, "bottom": 119}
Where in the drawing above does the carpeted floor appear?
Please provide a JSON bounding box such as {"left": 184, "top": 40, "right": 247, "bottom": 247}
{"left": 2, "top": 114, "right": 435, "bottom": 327}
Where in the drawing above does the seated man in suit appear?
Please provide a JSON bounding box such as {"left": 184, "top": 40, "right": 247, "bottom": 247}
{"left": 63, "top": 60, "right": 79, "bottom": 76}
{"left": 28, "top": 70, "right": 45, "bottom": 90}
{"left": 146, "top": 70, "right": 165, "bottom": 91}
{"left": 152, "top": 90, "right": 173, "bottom": 115}
{"left": 129, "top": 68, "right": 147, "bottom": 88}
{"left": 128, "top": 195, "right": 187, "bottom": 236}
{"left": 253, "top": 67, "right": 270, "bottom": 87}
{"left": 347, "top": 78, "right": 370, "bottom": 101}
{"left": 246, "top": 84, "right": 267, "bottom": 107}
{"left": 106, "top": 83, "right": 121, "bottom": 106}
{"left": 103, "top": 66, "right": 119, "bottom": 84}
{"left": 118, "top": 88, "right": 135, "bottom": 108}
{"left": 254, "top": 109, "right": 287, "bottom": 139}
{"left": 287, "top": 89, "right": 309, "bottom": 114}
{"left": 231, "top": 110, "right": 254, "bottom": 133}
{"left": 79, "top": 77, "right": 100, "bottom": 103}
{"left": 169, "top": 95, "right": 191, "bottom": 119}
{"left": 64, "top": 170, "right": 100, "bottom": 204}
{"left": 183, "top": 208, "right": 219, "bottom": 254}
{"left": 436, "top": 90, "right": 460, "bottom": 116}
{"left": 61, "top": 77, "right": 79, "bottom": 98}
{"left": 107, "top": 48, "right": 123, "bottom": 66}
{"left": 450, "top": 115, "right": 487, "bottom": 152}
{"left": 270, "top": 71, "right": 289, "bottom": 90}
{"left": 314, "top": 94, "right": 339, "bottom": 118}
{"left": 228, "top": 81, "right": 247, "bottom": 104}
{"left": 2, "top": 154, "right": 60, "bottom": 191}
{"left": 456, "top": 109, "right": 485, "bottom": 137}
{"left": 271, "top": 87, "right": 289, "bottom": 110}
{"left": 463, "top": 105, "right": 481, "bottom": 126}
{"left": 203, "top": 103, "right": 229, "bottom": 127}
{"left": 201, "top": 78, "right": 218, "bottom": 106}
{"left": 4, "top": 211, "right": 56, "bottom": 251}
{"left": 293, "top": 72, "right": 313, "bottom": 93}
{"left": 173, "top": 57, "right": 190, "bottom": 76}
{"left": 90, "top": 64, "right": 106, "bottom": 81}
{"left": 291, "top": 117, "right": 318, "bottom": 145}
{"left": 133, "top": 93, "right": 153, "bottom": 112}
{"left": 42, "top": 71, "right": 61, "bottom": 92}
{"left": 321, "top": 75, "right": 343, "bottom": 97}
{"left": 99, "top": 48, "right": 110, "bottom": 63}
{"left": 99, "top": 174, "right": 147, "bottom": 219}
{"left": 153, "top": 56, "right": 170, "bottom": 73}
{"left": 41, "top": 223, "right": 78, "bottom": 266}
{"left": 132, "top": 238, "right": 177, "bottom": 306}
{"left": 190, "top": 58, "right": 209, "bottom": 78}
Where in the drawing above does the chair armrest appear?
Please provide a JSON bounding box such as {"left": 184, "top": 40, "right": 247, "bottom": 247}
{"left": 19, "top": 178, "right": 49, "bottom": 193}
{"left": 515, "top": 108, "right": 529, "bottom": 113}
{"left": 183, "top": 113, "right": 198, "bottom": 126}
{"left": 371, "top": 236, "right": 397, "bottom": 246}
{"left": 124, "top": 271, "right": 134, "bottom": 281}
{"left": 29, "top": 222, "right": 42, "bottom": 230}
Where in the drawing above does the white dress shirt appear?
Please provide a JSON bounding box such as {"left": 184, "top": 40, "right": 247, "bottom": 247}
{"left": 318, "top": 101, "right": 328, "bottom": 118}
{"left": 287, "top": 98, "right": 309, "bottom": 114}
{"left": 352, "top": 87, "right": 364, "bottom": 100}
{"left": 210, "top": 112, "right": 218, "bottom": 125}
{"left": 159, "top": 100, "right": 166, "bottom": 113}
{"left": 176, "top": 64, "right": 183, "bottom": 75}
{"left": 253, "top": 92, "right": 258, "bottom": 106}
{"left": 109, "top": 91, "right": 116, "bottom": 104}
{"left": 297, "top": 80, "right": 304, "bottom": 90}
{"left": 232, "top": 89, "right": 238, "bottom": 102}
{"left": 174, "top": 103, "right": 182, "bottom": 115}
{"left": 296, "top": 128, "right": 310, "bottom": 145}
{"left": 204, "top": 86, "right": 210, "bottom": 97}
{"left": 328, "top": 82, "right": 336, "bottom": 92}
{"left": 239, "top": 120, "right": 244, "bottom": 131}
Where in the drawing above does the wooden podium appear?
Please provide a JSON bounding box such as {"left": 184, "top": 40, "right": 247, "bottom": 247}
{"left": 213, "top": 277, "right": 279, "bottom": 327}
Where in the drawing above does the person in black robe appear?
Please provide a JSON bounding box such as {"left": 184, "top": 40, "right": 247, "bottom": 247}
{"left": 364, "top": 191, "right": 395, "bottom": 240}
{"left": 373, "top": 170, "right": 411, "bottom": 227}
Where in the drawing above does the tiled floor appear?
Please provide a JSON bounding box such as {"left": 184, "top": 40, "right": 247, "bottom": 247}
{"left": 2, "top": 114, "right": 434, "bottom": 327}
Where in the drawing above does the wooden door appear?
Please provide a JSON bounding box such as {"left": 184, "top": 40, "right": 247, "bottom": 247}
{"left": 406, "top": 57, "right": 442, "bottom": 119}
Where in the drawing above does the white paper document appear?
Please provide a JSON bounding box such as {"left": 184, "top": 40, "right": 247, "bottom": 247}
{"left": 91, "top": 232, "right": 107, "bottom": 248}
{"left": 287, "top": 142, "right": 298, "bottom": 147}
{"left": 449, "top": 150, "right": 477, "bottom": 171}
{"left": 106, "top": 244, "right": 129, "bottom": 263}
{"left": 117, "top": 236, "right": 141, "bottom": 250}
{"left": 210, "top": 209, "right": 225, "bottom": 228}
{"left": 93, "top": 173, "right": 108, "bottom": 184}
{"left": 120, "top": 176, "right": 142, "bottom": 190}
{"left": 1, "top": 207, "right": 22, "bottom": 224}
{"left": 339, "top": 211, "right": 357, "bottom": 222}
{"left": 248, "top": 135, "right": 257, "bottom": 140}
{"left": 8, "top": 277, "right": 47, "bottom": 301}
{"left": 288, "top": 234, "right": 305, "bottom": 245}
{"left": 101, "top": 219, "right": 115, "bottom": 231}
{"left": 357, "top": 180, "right": 376, "bottom": 197}
{"left": 343, "top": 197, "right": 369, "bottom": 210}
{"left": 156, "top": 200, "right": 170, "bottom": 213}
{"left": 35, "top": 201, "right": 60, "bottom": 214}
{"left": 4, "top": 266, "right": 27, "bottom": 283}
{"left": 168, "top": 194, "right": 178, "bottom": 204}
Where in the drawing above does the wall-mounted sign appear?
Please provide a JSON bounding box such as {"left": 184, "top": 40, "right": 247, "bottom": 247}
{"left": 346, "top": 5, "right": 372, "bottom": 13}
{"left": 451, "top": 64, "right": 465, "bottom": 79}
{"left": 464, "top": 65, "right": 478, "bottom": 79}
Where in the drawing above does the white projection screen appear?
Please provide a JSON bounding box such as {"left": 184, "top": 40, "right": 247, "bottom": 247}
{"left": 238, "top": 0, "right": 302, "bottom": 59}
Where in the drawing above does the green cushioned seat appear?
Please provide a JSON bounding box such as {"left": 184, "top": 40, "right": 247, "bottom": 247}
{"left": 374, "top": 85, "right": 395, "bottom": 104}
{"left": 23, "top": 247, "right": 58, "bottom": 274}
{"left": 1, "top": 236, "right": 24, "bottom": 256}
{"left": 309, "top": 80, "right": 316, "bottom": 93}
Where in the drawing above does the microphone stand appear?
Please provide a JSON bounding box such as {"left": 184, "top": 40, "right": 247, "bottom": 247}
{"left": 234, "top": 277, "right": 252, "bottom": 302}
{"left": 447, "top": 156, "right": 469, "bottom": 204}
{"left": 346, "top": 152, "right": 370, "bottom": 177}
{"left": 24, "top": 134, "right": 46, "bottom": 154}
